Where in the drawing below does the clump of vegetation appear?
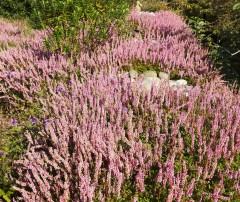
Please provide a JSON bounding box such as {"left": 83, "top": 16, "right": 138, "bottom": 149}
{"left": 29, "top": 0, "right": 134, "bottom": 58}
{"left": 141, "top": 0, "right": 171, "bottom": 12}
{"left": 142, "top": 0, "right": 240, "bottom": 84}
{"left": 0, "top": 0, "right": 33, "bottom": 19}
{"left": 0, "top": 1, "right": 239, "bottom": 201}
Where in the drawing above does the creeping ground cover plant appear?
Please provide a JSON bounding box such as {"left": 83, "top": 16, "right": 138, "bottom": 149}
{"left": 0, "top": 9, "right": 239, "bottom": 202}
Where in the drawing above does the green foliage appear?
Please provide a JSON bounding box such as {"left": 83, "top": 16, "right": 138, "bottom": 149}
{"left": 0, "top": 188, "right": 14, "bottom": 202}
{"left": 0, "top": 84, "right": 47, "bottom": 200}
{"left": 123, "top": 60, "right": 161, "bottom": 73}
{"left": 173, "top": 0, "right": 240, "bottom": 84}
{"left": 0, "top": 0, "right": 34, "bottom": 19}
{"left": 0, "top": 1, "right": 239, "bottom": 200}
{"left": 188, "top": 16, "right": 220, "bottom": 63}
{"left": 30, "top": 0, "right": 133, "bottom": 57}
{"left": 233, "top": 3, "right": 240, "bottom": 10}
{"left": 141, "top": 0, "right": 171, "bottom": 12}
{"left": 142, "top": 0, "right": 240, "bottom": 84}
{"left": 0, "top": 123, "right": 25, "bottom": 201}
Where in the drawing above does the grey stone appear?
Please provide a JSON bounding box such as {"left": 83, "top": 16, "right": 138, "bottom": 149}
{"left": 143, "top": 70, "right": 157, "bottom": 78}
{"left": 158, "top": 72, "right": 169, "bottom": 80}
{"left": 129, "top": 69, "right": 138, "bottom": 79}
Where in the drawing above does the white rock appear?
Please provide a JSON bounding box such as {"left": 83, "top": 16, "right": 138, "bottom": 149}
{"left": 171, "top": 85, "right": 178, "bottom": 91}
{"left": 148, "top": 40, "right": 158, "bottom": 51}
{"left": 129, "top": 69, "right": 138, "bottom": 79}
{"left": 139, "top": 12, "right": 156, "bottom": 16}
{"left": 169, "top": 80, "right": 177, "bottom": 87}
{"left": 143, "top": 70, "right": 157, "bottom": 78}
{"left": 139, "top": 74, "right": 145, "bottom": 79}
{"left": 186, "top": 85, "right": 193, "bottom": 91}
{"left": 131, "top": 79, "right": 136, "bottom": 83}
{"left": 119, "top": 72, "right": 129, "bottom": 77}
{"left": 176, "top": 79, "right": 187, "bottom": 86}
{"left": 158, "top": 72, "right": 169, "bottom": 80}
{"left": 142, "top": 77, "right": 161, "bottom": 90}
{"left": 148, "top": 12, "right": 156, "bottom": 16}
{"left": 151, "top": 39, "right": 157, "bottom": 44}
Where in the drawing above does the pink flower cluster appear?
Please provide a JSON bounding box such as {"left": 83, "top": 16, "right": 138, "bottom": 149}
{"left": 0, "top": 19, "right": 25, "bottom": 50}
{"left": 0, "top": 11, "right": 239, "bottom": 202}
{"left": 73, "top": 10, "right": 213, "bottom": 78}
{"left": 0, "top": 19, "right": 45, "bottom": 50}
{"left": 13, "top": 74, "right": 240, "bottom": 201}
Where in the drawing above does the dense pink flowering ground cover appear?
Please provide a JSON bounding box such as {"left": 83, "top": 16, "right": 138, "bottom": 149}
{"left": 0, "top": 11, "right": 239, "bottom": 201}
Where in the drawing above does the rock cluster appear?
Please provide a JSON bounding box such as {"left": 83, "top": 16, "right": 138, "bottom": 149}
{"left": 129, "top": 69, "right": 193, "bottom": 95}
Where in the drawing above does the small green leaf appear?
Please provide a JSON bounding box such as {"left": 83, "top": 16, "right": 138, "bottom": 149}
{"left": 233, "top": 3, "right": 240, "bottom": 10}
{"left": 0, "top": 189, "right": 5, "bottom": 196}
{"left": 3, "top": 194, "right": 11, "bottom": 202}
